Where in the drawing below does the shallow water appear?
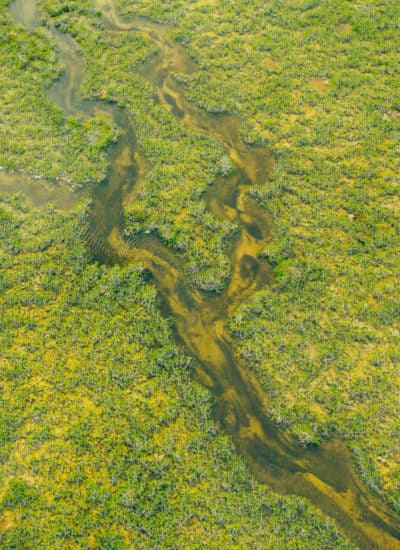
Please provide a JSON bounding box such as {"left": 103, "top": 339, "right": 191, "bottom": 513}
{"left": 0, "top": 172, "right": 76, "bottom": 210}
{"left": 9, "top": 0, "right": 36, "bottom": 27}
{"left": 7, "top": 1, "right": 400, "bottom": 547}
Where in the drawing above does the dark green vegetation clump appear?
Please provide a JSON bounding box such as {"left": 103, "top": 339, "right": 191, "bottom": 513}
{"left": 0, "top": 196, "right": 352, "bottom": 548}
{"left": 116, "top": 0, "right": 400, "bottom": 511}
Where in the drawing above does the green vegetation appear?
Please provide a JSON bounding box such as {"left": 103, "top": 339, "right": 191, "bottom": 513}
{"left": 2, "top": 0, "right": 399, "bottom": 545}
{"left": 39, "top": 0, "right": 235, "bottom": 291}
{"left": 0, "top": 0, "right": 115, "bottom": 187}
{"left": 0, "top": 196, "right": 352, "bottom": 548}
{"left": 117, "top": 0, "right": 400, "bottom": 511}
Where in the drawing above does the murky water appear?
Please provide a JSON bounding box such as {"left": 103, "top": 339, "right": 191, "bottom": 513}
{"left": 0, "top": 172, "right": 76, "bottom": 210}
{"left": 9, "top": 0, "right": 36, "bottom": 27}
{"left": 7, "top": 1, "right": 400, "bottom": 548}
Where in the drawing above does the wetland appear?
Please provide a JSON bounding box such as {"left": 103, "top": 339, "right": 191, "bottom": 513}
{"left": 1, "top": 0, "right": 399, "bottom": 548}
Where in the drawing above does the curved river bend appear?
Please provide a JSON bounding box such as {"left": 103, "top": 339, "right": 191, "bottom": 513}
{"left": 6, "top": 1, "right": 400, "bottom": 548}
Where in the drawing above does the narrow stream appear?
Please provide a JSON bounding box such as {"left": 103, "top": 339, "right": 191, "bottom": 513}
{"left": 7, "top": 1, "right": 400, "bottom": 548}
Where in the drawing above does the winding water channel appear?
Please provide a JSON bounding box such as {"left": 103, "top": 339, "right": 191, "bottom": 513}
{"left": 5, "top": 1, "right": 400, "bottom": 548}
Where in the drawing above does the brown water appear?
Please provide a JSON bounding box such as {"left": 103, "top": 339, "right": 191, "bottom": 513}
{"left": 8, "top": 1, "right": 400, "bottom": 548}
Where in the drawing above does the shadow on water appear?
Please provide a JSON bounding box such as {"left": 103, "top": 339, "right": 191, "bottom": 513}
{"left": 8, "top": 1, "right": 400, "bottom": 548}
